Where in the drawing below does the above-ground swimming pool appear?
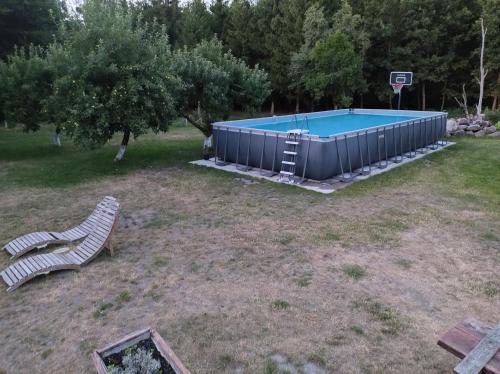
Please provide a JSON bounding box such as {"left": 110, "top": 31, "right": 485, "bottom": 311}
{"left": 212, "top": 109, "right": 448, "bottom": 182}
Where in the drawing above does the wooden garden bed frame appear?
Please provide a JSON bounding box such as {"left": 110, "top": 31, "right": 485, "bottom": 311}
{"left": 92, "top": 327, "right": 190, "bottom": 374}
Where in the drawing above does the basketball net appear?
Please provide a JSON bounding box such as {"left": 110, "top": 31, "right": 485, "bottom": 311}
{"left": 392, "top": 83, "right": 403, "bottom": 94}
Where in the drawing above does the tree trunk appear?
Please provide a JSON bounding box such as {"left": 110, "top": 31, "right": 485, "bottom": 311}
{"left": 4, "top": 120, "right": 7, "bottom": 129}
{"left": 476, "top": 18, "right": 488, "bottom": 116}
{"left": 440, "top": 92, "right": 446, "bottom": 112}
{"left": 270, "top": 101, "right": 275, "bottom": 115}
{"left": 115, "top": 129, "right": 130, "bottom": 161}
{"left": 422, "top": 82, "right": 426, "bottom": 111}
{"left": 52, "top": 128, "right": 62, "bottom": 146}
{"left": 493, "top": 95, "right": 498, "bottom": 111}
{"left": 295, "top": 92, "right": 300, "bottom": 113}
{"left": 360, "top": 94, "right": 364, "bottom": 109}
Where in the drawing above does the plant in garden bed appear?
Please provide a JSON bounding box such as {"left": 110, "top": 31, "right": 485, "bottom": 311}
{"left": 105, "top": 340, "right": 175, "bottom": 374}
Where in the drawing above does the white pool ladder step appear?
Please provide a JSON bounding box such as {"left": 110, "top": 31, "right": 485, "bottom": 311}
{"left": 279, "top": 129, "right": 309, "bottom": 184}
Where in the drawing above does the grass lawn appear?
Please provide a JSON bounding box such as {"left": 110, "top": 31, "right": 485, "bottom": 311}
{"left": 0, "top": 125, "right": 499, "bottom": 373}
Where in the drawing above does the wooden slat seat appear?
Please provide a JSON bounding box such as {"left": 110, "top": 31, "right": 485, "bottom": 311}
{"left": 0, "top": 198, "right": 119, "bottom": 292}
{"left": 3, "top": 196, "right": 116, "bottom": 259}
{"left": 438, "top": 318, "right": 500, "bottom": 374}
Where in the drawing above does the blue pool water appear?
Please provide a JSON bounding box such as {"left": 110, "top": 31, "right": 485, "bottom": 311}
{"left": 242, "top": 113, "right": 419, "bottom": 137}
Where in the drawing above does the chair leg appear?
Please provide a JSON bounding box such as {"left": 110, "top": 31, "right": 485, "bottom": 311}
{"left": 105, "top": 240, "right": 114, "bottom": 256}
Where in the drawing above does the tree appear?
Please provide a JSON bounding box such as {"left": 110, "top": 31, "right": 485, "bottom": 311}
{"left": 210, "top": 0, "right": 229, "bottom": 41}
{"left": 140, "top": 0, "right": 182, "bottom": 47}
{"left": 0, "top": 46, "right": 53, "bottom": 131}
{"left": 223, "top": 0, "right": 253, "bottom": 63}
{"left": 178, "top": 0, "right": 213, "bottom": 48}
{"left": 289, "top": 3, "right": 329, "bottom": 112}
{"left": 0, "top": 0, "right": 65, "bottom": 58}
{"left": 480, "top": 0, "right": 500, "bottom": 110}
{"left": 266, "top": 0, "right": 310, "bottom": 112}
{"left": 476, "top": 17, "right": 488, "bottom": 116}
{"left": 172, "top": 38, "right": 270, "bottom": 154}
{"left": 307, "top": 32, "right": 364, "bottom": 108}
{"left": 331, "top": 0, "right": 369, "bottom": 105}
{"left": 1, "top": 0, "right": 181, "bottom": 160}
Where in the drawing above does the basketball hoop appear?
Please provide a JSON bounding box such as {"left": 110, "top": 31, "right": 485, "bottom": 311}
{"left": 391, "top": 83, "right": 403, "bottom": 94}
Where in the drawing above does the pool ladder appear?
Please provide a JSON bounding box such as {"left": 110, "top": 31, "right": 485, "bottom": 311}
{"left": 279, "top": 129, "right": 308, "bottom": 184}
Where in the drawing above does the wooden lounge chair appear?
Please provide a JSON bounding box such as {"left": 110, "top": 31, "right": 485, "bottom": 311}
{"left": 3, "top": 196, "right": 116, "bottom": 259}
{"left": 0, "top": 198, "right": 119, "bottom": 292}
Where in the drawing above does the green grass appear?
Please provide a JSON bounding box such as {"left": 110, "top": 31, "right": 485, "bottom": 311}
{"left": 0, "top": 123, "right": 202, "bottom": 189}
{"left": 271, "top": 299, "right": 290, "bottom": 310}
{"left": 337, "top": 138, "right": 500, "bottom": 208}
{"left": 353, "top": 299, "right": 403, "bottom": 336}
{"left": 342, "top": 264, "right": 367, "bottom": 280}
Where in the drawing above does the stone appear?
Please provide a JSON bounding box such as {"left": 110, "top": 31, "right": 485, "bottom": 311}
{"left": 466, "top": 124, "right": 481, "bottom": 132}
{"left": 446, "top": 118, "right": 458, "bottom": 134}
{"left": 453, "top": 129, "right": 466, "bottom": 136}
{"left": 458, "top": 125, "right": 468, "bottom": 131}
{"left": 474, "top": 130, "right": 486, "bottom": 137}
{"left": 465, "top": 130, "right": 475, "bottom": 137}
{"left": 488, "top": 131, "right": 500, "bottom": 138}
{"left": 484, "top": 126, "right": 497, "bottom": 135}
{"left": 458, "top": 118, "right": 469, "bottom": 126}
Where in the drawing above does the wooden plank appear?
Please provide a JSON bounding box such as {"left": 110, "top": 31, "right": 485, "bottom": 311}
{"left": 25, "top": 257, "right": 42, "bottom": 271}
{"left": 439, "top": 318, "right": 500, "bottom": 374}
{"left": 22, "top": 259, "right": 37, "bottom": 273}
{"left": 36, "top": 256, "right": 53, "bottom": 269}
{"left": 151, "top": 329, "right": 191, "bottom": 374}
{"left": 43, "top": 256, "right": 57, "bottom": 267}
{"left": 18, "top": 261, "right": 32, "bottom": 276}
{"left": 1, "top": 271, "right": 15, "bottom": 287}
{"left": 12, "top": 263, "right": 28, "bottom": 277}
{"left": 9, "top": 264, "right": 23, "bottom": 280}
{"left": 4, "top": 244, "right": 17, "bottom": 255}
{"left": 66, "top": 252, "right": 84, "bottom": 264}
{"left": 454, "top": 324, "right": 500, "bottom": 374}
{"left": 10, "top": 240, "right": 24, "bottom": 252}
{"left": 4, "top": 268, "right": 19, "bottom": 282}
{"left": 96, "top": 328, "right": 151, "bottom": 358}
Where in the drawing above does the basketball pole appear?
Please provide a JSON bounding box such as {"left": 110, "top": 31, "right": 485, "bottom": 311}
{"left": 398, "top": 87, "right": 402, "bottom": 110}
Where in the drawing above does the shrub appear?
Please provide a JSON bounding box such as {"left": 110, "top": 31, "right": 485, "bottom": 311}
{"left": 484, "top": 110, "right": 500, "bottom": 124}
{"left": 107, "top": 347, "right": 161, "bottom": 374}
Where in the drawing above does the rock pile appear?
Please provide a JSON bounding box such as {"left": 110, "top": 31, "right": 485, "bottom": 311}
{"left": 447, "top": 116, "right": 499, "bottom": 137}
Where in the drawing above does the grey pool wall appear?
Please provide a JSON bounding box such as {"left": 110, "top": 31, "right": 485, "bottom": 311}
{"left": 212, "top": 109, "right": 448, "bottom": 182}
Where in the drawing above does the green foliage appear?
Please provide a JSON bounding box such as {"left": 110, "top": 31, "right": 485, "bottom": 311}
{"left": 271, "top": 299, "right": 290, "bottom": 310}
{"left": 178, "top": 0, "right": 214, "bottom": 47}
{"left": 0, "top": 0, "right": 65, "bottom": 58}
{"left": 308, "top": 32, "right": 364, "bottom": 107}
{"left": 0, "top": 46, "right": 52, "bottom": 131}
{"left": 172, "top": 38, "right": 270, "bottom": 136}
{"left": 485, "top": 110, "right": 500, "bottom": 123}
{"left": 342, "top": 264, "right": 367, "bottom": 280}
{"left": 140, "top": 0, "right": 182, "bottom": 47}
{"left": 52, "top": 0, "right": 180, "bottom": 149}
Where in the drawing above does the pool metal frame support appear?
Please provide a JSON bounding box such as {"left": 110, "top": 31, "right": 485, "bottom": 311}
{"left": 438, "top": 114, "right": 448, "bottom": 146}
{"left": 405, "top": 121, "right": 416, "bottom": 158}
{"left": 215, "top": 127, "right": 229, "bottom": 166}
{"left": 261, "top": 132, "right": 279, "bottom": 177}
{"left": 356, "top": 132, "right": 371, "bottom": 175}
{"left": 377, "top": 128, "right": 388, "bottom": 169}
{"left": 236, "top": 129, "right": 253, "bottom": 171}
{"left": 392, "top": 123, "right": 403, "bottom": 164}
{"left": 297, "top": 135, "right": 312, "bottom": 184}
